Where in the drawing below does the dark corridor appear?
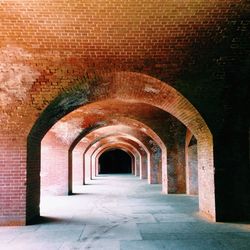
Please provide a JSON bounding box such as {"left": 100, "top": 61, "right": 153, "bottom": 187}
{"left": 99, "top": 149, "right": 132, "bottom": 174}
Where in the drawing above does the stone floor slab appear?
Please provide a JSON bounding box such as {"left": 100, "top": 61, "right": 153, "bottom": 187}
{"left": 80, "top": 222, "right": 142, "bottom": 240}
{"left": 121, "top": 239, "right": 227, "bottom": 250}
{"left": 0, "top": 174, "right": 249, "bottom": 249}
{"left": 60, "top": 239, "right": 120, "bottom": 250}
{"left": 153, "top": 213, "right": 198, "bottom": 222}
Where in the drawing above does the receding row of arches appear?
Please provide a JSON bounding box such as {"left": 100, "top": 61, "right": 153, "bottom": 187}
{"left": 27, "top": 71, "right": 214, "bottom": 225}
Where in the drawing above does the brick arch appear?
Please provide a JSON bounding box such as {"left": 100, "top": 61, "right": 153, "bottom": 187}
{"left": 71, "top": 133, "right": 146, "bottom": 186}
{"left": 72, "top": 138, "right": 142, "bottom": 188}
{"left": 94, "top": 143, "right": 140, "bottom": 177}
{"left": 88, "top": 131, "right": 161, "bottom": 182}
{"left": 29, "top": 72, "right": 210, "bottom": 140}
{"left": 78, "top": 132, "right": 151, "bottom": 186}
{"left": 86, "top": 134, "right": 151, "bottom": 180}
{"left": 26, "top": 71, "right": 214, "bottom": 224}
{"left": 69, "top": 117, "right": 166, "bottom": 186}
{"left": 69, "top": 116, "right": 166, "bottom": 159}
{"left": 95, "top": 136, "right": 149, "bottom": 180}
{"left": 70, "top": 116, "right": 167, "bottom": 151}
{"left": 41, "top": 118, "right": 153, "bottom": 195}
{"left": 70, "top": 118, "right": 153, "bottom": 189}
{"left": 91, "top": 141, "right": 142, "bottom": 178}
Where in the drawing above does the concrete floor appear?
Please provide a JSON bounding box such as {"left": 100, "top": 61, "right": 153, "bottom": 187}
{"left": 0, "top": 174, "right": 250, "bottom": 250}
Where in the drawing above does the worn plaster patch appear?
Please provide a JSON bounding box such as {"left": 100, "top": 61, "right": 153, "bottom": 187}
{"left": 91, "top": 108, "right": 105, "bottom": 115}
{"left": 0, "top": 46, "right": 40, "bottom": 107}
{"left": 144, "top": 85, "right": 160, "bottom": 94}
{"left": 95, "top": 121, "right": 107, "bottom": 126}
{"left": 0, "top": 45, "right": 32, "bottom": 62}
{"left": 132, "top": 122, "right": 140, "bottom": 128}
{"left": 51, "top": 118, "right": 83, "bottom": 144}
{"left": 93, "top": 132, "right": 102, "bottom": 138}
{"left": 81, "top": 138, "right": 90, "bottom": 143}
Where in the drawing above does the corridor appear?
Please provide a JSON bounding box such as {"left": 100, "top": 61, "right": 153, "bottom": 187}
{"left": 0, "top": 174, "right": 250, "bottom": 250}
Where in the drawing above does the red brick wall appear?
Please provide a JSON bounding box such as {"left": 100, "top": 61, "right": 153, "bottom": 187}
{"left": 85, "top": 136, "right": 144, "bottom": 180}
{"left": 0, "top": 0, "right": 245, "bottom": 78}
{"left": 41, "top": 131, "right": 69, "bottom": 196}
{"left": 185, "top": 129, "right": 198, "bottom": 195}
{"left": 79, "top": 125, "right": 164, "bottom": 184}
{"left": 187, "top": 144, "right": 198, "bottom": 195}
{"left": 0, "top": 135, "right": 26, "bottom": 226}
{"left": 72, "top": 141, "right": 85, "bottom": 186}
{"left": 0, "top": 70, "right": 216, "bottom": 224}
{"left": 0, "top": 0, "right": 248, "bottom": 225}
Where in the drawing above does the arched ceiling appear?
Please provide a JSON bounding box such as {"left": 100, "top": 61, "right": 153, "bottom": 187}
{"left": 49, "top": 99, "right": 184, "bottom": 146}
{"left": 61, "top": 100, "right": 170, "bottom": 123}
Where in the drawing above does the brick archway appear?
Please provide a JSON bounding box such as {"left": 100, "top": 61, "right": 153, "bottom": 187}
{"left": 71, "top": 131, "right": 149, "bottom": 189}
{"left": 73, "top": 134, "right": 146, "bottom": 185}
{"left": 70, "top": 123, "right": 164, "bottom": 186}
{"left": 24, "top": 71, "right": 215, "bottom": 224}
{"left": 79, "top": 133, "right": 151, "bottom": 182}
{"left": 92, "top": 142, "right": 141, "bottom": 177}
{"left": 0, "top": 0, "right": 247, "bottom": 228}
{"left": 92, "top": 139, "right": 149, "bottom": 180}
{"left": 69, "top": 117, "right": 166, "bottom": 188}
{"left": 84, "top": 134, "right": 150, "bottom": 181}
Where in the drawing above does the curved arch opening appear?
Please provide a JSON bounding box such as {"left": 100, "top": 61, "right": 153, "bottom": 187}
{"left": 82, "top": 134, "right": 146, "bottom": 183}
{"left": 98, "top": 148, "right": 132, "bottom": 174}
{"left": 69, "top": 116, "right": 165, "bottom": 189}
{"left": 93, "top": 142, "right": 139, "bottom": 180}
{"left": 27, "top": 71, "right": 215, "bottom": 224}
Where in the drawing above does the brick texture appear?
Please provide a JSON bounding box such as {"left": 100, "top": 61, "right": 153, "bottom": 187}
{"left": 0, "top": 0, "right": 249, "bottom": 225}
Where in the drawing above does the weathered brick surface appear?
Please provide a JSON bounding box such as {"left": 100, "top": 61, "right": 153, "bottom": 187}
{"left": 185, "top": 130, "right": 198, "bottom": 195}
{"left": 82, "top": 127, "right": 159, "bottom": 182}
{"left": 187, "top": 144, "right": 198, "bottom": 195}
{"left": 93, "top": 141, "right": 139, "bottom": 177}
{"left": 0, "top": 71, "right": 216, "bottom": 224}
{"left": 88, "top": 140, "right": 140, "bottom": 180}
{"left": 0, "top": 0, "right": 246, "bottom": 79}
{"left": 41, "top": 131, "right": 69, "bottom": 195}
{"left": 0, "top": 135, "right": 26, "bottom": 226}
{"left": 72, "top": 141, "right": 86, "bottom": 186}
{"left": 70, "top": 116, "right": 164, "bottom": 186}
{"left": 0, "top": 0, "right": 249, "bottom": 225}
{"left": 73, "top": 137, "right": 142, "bottom": 185}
